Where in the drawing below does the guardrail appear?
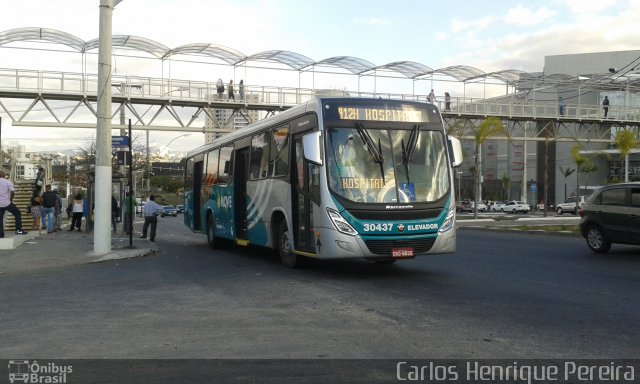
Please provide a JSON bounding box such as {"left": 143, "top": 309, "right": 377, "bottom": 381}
{"left": 1, "top": 67, "right": 640, "bottom": 122}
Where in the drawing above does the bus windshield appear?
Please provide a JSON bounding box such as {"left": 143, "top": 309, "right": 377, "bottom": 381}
{"left": 326, "top": 126, "right": 450, "bottom": 204}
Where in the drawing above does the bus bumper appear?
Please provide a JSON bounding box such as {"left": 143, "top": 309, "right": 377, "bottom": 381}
{"left": 316, "top": 228, "right": 456, "bottom": 259}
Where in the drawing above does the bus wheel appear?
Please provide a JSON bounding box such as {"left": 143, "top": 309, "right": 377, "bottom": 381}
{"left": 278, "top": 221, "right": 298, "bottom": 268}
{"left": 206, "top": 214, "right": 217, "bottom": 249}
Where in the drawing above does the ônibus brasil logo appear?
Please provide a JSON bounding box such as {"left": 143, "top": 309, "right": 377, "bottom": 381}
{"left": 8, "top": 360, "right": 73, "bottom": 384}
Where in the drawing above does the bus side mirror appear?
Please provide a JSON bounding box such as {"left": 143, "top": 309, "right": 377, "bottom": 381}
{"left": 303, "top": 131, "right": 323, "bottom": 165}
{"left": 447, "top": 135, "right": 463, "bottom": 168}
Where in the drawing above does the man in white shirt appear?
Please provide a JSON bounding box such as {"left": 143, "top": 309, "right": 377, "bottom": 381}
{"left": 0, "top": 170, "right": 28, "bottom": 237}
{"left": 139, "top": 195, "right": 162, "bottom": 242}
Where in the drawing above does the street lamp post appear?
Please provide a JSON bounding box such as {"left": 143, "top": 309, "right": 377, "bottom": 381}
{"left": 146, "top": 133, "right": 191, "bottom": 195}
{"left": 159, "top": 133, "right": 191, "bottom": 155}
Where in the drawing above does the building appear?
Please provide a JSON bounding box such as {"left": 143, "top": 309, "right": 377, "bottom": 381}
{"left": 204, "top": 94, "right": 261, "bottom": 142}
{"left": 456, "top": 50, "right": 640, "bottom": 206}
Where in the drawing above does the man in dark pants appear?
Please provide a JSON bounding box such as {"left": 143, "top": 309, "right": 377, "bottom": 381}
{"left": 139, "top": 195, "right": 162, "bottom": 242}
{"left": 0, "top": 170, "right": 28, "bottom": 237}
{"left": 123, "top": 192, "right": 137, "bottom": 235}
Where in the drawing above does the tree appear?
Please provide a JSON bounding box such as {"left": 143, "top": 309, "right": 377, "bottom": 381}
{"left": 581, "top": 161, "right": 598, "bottom": 194}
{"left": 150, "top": 175, "right": 182, "bottom": 193}
{"left": 472, "top": 117, "right": 506, "bottom": 219}
{"left": 571, "top": 144, "right": 589, "bottom": 211}
{"left": 500, "top": 173, "right": 510, "bottom": 202}
{"left": 559, "top": 166, "right": 575, "bottom": 201}
{"left": 614, "top": 129, "right": 640, "bottom": 182}
{"left": 66, "top": 135, "right": 151, "bottom": 194}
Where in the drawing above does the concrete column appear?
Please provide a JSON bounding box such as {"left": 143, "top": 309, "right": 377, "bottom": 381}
{"left": 94, "top": 0, "right": 114, "bottom": 255}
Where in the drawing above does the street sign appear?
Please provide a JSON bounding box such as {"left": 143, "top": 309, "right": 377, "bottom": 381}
{"left": 530, "top": 183, "right": 537, "bottom": 192}
{"left": 116, "top": 151, "right": 131, "bottom": 165}
{"left": 112, "top": 136, "right": 129, "bottom": 149}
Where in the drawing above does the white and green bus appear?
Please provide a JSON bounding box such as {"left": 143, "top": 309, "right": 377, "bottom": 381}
{"left": 184, "top": 97, "right": 463, "bottom": 267}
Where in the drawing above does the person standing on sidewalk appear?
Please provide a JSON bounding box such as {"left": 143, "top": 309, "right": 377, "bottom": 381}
{"left": 68, "top": 193, "right": 84, "bottom": 232}
{"left": 123, "top": 192, "right": 137, "bottom": 235}
{"left": 111, "top": 195, "right": 119, "bottom": 233}
{"left": 30, "top": 191, "right": 43, "bottom": 233}
{"left": 139, "top": 195, "right": 162, "bottom": 242}
{"left": 41, "top": 184, "right": 57, "bottom": 234}
{"left": 54, "top": 190, "right": 63, "bottom": 231}
{"left": 0, "top": 170, "right": 28, "bottom": 237}
{"left": 34, "top": 167, "right": 44, "bottom": 194}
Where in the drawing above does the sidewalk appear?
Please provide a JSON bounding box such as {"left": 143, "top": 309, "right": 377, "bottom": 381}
{"left": 0, "top": 221, "right": 156, "bottom": 275}
{"left": 456, "top": 215, "right": 580, "bottom": 228}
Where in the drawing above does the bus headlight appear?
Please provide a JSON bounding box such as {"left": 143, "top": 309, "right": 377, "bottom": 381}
{"left": 439, "top": 206, "right": 456, "bottom": 233}
{"left": 327, "top": 208, "right": 357, "bottom": 236}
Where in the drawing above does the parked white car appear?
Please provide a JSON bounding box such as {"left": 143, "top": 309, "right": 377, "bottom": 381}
{"left": 471, "top": 201, "right": 488, "bottom": 212}
{"left": 489, "top": 201, "right": 506, "bottom": 212}
{"left": 556, "top": 195, "right": 588, "bottom": 215}
{"left": 503, "top": 200, "right": 530, "bottom": 214}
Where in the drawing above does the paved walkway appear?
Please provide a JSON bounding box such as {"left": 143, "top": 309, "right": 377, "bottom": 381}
{"left": 0, "top": 219, "right": 155, "bottom": 275}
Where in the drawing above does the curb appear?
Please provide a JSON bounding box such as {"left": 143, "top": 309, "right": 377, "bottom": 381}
{"left": 458, "top": 225, "right": 581, "bottom": 238}
{"left": 89, "top": 246, "right": 157, "bottom": 263}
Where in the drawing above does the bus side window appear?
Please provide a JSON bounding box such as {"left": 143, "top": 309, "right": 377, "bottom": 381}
{"left": 205, "top": 149, "right": 219, "bottom": 186}
{"left": 217, "top": 146, "right": 233, "bottom": 184}
{"left": 250, "top": 132, "right": 270, "bottom": 180}
{"left": 271, "top": 126, "right": 289, "bottom": 177}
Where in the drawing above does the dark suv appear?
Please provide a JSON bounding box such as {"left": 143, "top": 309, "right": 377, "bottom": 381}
{"left": 579, "top": 183, "right": 640, "bottom": 253}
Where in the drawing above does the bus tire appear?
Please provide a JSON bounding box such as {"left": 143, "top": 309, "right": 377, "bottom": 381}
{"left": 207, "top": 214, "right": 232, "bottom": 250}
{"left": 278, "top": 221, "right": 298, "bottom": 268}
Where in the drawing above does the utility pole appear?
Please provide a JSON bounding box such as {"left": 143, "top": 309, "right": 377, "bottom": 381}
{"left": 146, "top": 131, "right": 150, "bottom": 194}
{"left": 94, "top": 0, "right": 115, "bottom": 254}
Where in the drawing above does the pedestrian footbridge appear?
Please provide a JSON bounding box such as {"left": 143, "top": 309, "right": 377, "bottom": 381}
{"left": 1, "top": 68, "right": 638, "bottom": 144}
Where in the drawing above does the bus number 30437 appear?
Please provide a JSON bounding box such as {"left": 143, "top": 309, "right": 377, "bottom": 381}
{"left": 363, "top": 223, "right": 393, "bottom": 232}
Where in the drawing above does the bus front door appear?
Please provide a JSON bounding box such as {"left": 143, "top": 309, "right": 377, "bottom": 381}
{"left": 193, "top": 160, "right": 203, "bottom": 231}
{"left": 293, "top": 135, "right": 316, "bottom": 253}
{"left": 234, "top": 148, "right": 249, "bottom": 240}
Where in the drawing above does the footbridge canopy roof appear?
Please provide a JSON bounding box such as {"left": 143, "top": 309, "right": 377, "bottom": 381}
{"left": 1, "top": 27, "right": 634, "bottom": 87}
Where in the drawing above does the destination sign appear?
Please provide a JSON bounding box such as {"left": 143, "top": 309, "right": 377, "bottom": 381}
{"left": 336, "top": 106, "right": 426, "bottom": 122}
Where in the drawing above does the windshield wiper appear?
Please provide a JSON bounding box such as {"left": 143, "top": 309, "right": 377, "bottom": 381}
{"left": 401, "top": 139, "right": 410, "bottom": 184}
{"left": 403, "top": 124, "right": 422, "bottom": 165}
{"left": 356, "top": 122, "right": 385, "bottom": 182}
{"left": 356, "top": 122, "right": 383, "bottom": 163}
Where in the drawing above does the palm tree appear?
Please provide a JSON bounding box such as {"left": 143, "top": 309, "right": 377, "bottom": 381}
{"left": 581, "top": 161, "right": 598, "bottom": 194}
{"left": 472, "top": 117, "right": 506, "bottom": 219}
{"left": 559, "top": 166, "right": 575, "bottom": 201}
{"left": 500, "top": 173, "right": 510, "bottom": 202}
{"left": 571, "top": 144, "right": 589, "bottom": 211}
{"left": 614, "top": 129, "right": 640, "bottom": 182}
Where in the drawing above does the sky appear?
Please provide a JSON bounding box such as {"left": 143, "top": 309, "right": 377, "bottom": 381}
{"left": 1, "top": 0, "right": 639, "bottom": 154}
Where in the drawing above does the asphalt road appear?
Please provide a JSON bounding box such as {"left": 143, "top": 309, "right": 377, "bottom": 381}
{"left": 1, "top": 217, "right": 639, "bottom": 362}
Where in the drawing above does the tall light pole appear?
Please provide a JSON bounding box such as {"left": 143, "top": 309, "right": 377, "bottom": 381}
{"left": 94, "top": 0, "right": 115, "bottom": 255}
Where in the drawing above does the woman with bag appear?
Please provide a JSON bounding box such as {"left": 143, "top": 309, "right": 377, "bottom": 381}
{"left": 30, "top": 192, "right": 43, "bottom": 233}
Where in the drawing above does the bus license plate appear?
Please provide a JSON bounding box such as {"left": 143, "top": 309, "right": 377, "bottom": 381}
{"left": 391, "top": 247, "right": 414, "bottom": 258}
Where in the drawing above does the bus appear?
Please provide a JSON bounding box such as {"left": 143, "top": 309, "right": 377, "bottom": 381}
{"left": 183, "top": 97, "right": 463, "bottom": 267}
